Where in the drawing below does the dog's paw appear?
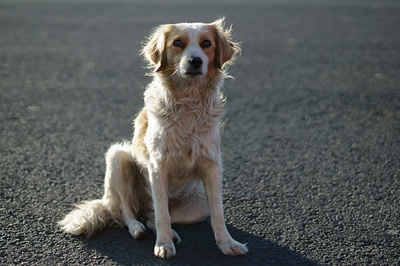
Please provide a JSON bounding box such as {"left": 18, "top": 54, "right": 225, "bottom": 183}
{"left": 218, "top": 239, "right": 248, "bottom": 256}
{"left": 128, "top": 221, "right": 146, "bottom": 240}
{"left": 154, "top": 242, "right": 176, "bottom": 259}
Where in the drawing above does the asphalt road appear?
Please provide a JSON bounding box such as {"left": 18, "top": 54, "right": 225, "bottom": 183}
{"left": 1, "top": 0, "right": 399, "bottom": 265}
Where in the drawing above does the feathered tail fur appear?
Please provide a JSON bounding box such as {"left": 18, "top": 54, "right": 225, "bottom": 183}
{"left": 58, "top": 199, "right": 116, "bottom": 237}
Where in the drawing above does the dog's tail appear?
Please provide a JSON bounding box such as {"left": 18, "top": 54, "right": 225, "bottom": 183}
{"left": 58, "top": 199, "right": 118, "bottom": 238}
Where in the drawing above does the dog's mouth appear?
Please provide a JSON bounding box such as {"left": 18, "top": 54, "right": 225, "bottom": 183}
{"left": 184, "top": 70, "right": 203, "bottom": 76}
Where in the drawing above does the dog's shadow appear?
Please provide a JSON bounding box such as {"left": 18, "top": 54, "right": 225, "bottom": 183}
{"left": 83, "top": 218, "right": 316, "bottom": 265}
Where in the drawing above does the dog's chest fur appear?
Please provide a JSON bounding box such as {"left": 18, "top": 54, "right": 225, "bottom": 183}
{"left": 144, "top": 78, "right": 224, "bottom": 174}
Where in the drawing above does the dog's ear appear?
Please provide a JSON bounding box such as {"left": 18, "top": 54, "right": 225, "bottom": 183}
{"left": 142, "top": 25, "right": 172, "bottom": 72}
{"left": 210, "top": 18, "right": 241, "bottom": 70}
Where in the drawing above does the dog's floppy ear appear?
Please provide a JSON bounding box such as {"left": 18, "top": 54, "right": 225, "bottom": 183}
{"left": 142, "top": 25, "right": 172, "bottom": 72}
{"left": 210, "top": 18, "right": 241, "bottom": 70}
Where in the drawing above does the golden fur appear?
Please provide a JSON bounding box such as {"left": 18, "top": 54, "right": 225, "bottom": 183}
{"left": 59, "top": 18, "right": 247, "bottom": 259}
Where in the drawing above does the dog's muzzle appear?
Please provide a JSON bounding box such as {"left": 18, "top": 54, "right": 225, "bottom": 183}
{"left": 185, "top": 57, "right": 203, "bottom": 76}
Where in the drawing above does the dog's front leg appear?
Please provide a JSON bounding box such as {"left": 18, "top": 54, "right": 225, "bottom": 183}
{"left": 201, "top": 163, "right": 248, "bottom": 256}
{"left": 149, "top": 169, "right": 176, "bottom": 259}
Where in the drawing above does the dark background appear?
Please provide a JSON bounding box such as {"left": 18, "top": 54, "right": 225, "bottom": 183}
{"left": 1, "top": 0, "right": 399, "bottom": 265}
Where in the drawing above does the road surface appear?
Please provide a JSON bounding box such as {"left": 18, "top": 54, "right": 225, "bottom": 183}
{"left": 1, "top": 0, "right": 399, "bottom": 264}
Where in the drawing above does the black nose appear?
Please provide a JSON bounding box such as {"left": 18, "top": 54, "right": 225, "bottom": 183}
{"left": 189, "top": 57, "right": 203, "bottom": 69}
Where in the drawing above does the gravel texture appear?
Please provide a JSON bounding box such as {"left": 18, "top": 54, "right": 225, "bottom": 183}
{"left": 1, "top": 0, "right": 399, "bottom": 265}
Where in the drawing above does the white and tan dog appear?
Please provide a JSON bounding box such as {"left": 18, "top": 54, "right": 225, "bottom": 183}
{"left": 59, "top": 18, "right": 247, "bottom": 259}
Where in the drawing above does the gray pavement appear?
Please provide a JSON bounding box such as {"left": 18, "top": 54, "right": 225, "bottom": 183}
{"left": 1, "top": 0, "right": 399, "bottom": 265}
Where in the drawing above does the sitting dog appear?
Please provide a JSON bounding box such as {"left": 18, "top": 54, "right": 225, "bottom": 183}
{"left": 59, "top": 18, "right": 247, "bottom": 259}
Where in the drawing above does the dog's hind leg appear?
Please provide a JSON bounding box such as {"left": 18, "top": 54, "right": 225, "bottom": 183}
{"left": 103, "top": 142, "right": 150, "bottom": 240}
{"left": 121, "top": 200, "right": 146, "bottom": 239}
{"left": 169, "top": 185, "right": 210, "bottom": 225}
{"left": 146, "top": 214, "right": 181, "bottom": 244}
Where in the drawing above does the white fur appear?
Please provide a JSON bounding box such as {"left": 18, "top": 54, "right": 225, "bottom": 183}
{"left": 59, "top": 18, "right": 247, "bottom": 259}
{"left": 178, "top": 24, "right": 210, "bottom": 77}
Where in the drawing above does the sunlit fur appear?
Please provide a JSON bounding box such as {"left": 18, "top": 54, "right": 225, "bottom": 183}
{"left": 59, "top": 18, "right": 247, "bottom": 259}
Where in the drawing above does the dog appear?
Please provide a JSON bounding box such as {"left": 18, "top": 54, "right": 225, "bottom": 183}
{"left": 59, "top": 18, "right": 247, "bottom": 259}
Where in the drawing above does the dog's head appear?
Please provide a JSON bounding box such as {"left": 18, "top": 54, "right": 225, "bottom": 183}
{"left": 142, "top": 18, "right": 240, "bottom": 80}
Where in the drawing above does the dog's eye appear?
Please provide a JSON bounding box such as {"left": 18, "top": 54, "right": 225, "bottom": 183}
{"left": 200, "top": 40, "right": 211, "bottom": 48}
{"left": 173, "top": 40, "right": 184, "bottom": 48}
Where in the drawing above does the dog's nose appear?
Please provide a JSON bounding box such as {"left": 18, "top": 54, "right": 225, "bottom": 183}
{"left": 189, "top": 57, "right": 203, "bottom": 69}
